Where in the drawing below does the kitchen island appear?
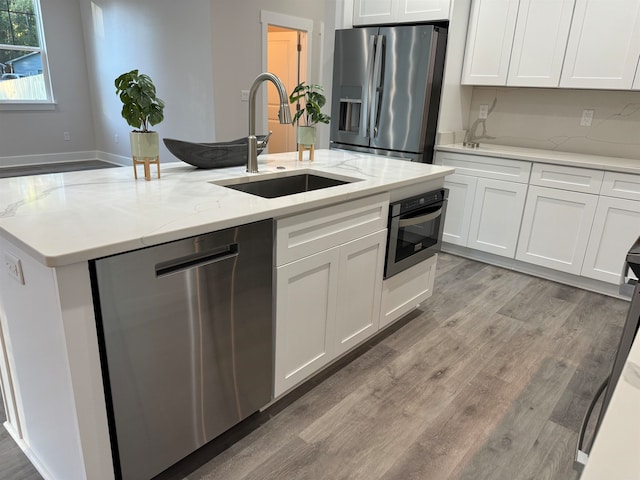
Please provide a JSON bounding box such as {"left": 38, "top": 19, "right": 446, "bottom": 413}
{"left": 0, "top": 149, "right": 453, "bottom": 480}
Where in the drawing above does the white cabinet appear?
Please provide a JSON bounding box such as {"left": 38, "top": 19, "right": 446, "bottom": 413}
{"left": 507, "top": 0, "right": 575, "bottom": 87}
{"left": 380, "top": 254, "right": 437, "bottom": 328}
{"left": 560, "top": 0, "right": 640, "bottom": 89}
{"left": 516, "top": 185, "right": 598, "bottom": 274}
{"left": 274, "top": 194, "right": 389, "bottom": 397}
{"left": 461, "top": 0, "right": 519, "bottom": 85}
{"left": 436, "top": 152, "right": 530, "bottom": 258}
{"left": 581, "top": 196, "right": 640, "bottom": 283}
{"left": 353, "top": 0, "right": 449, "bottom": 25}
{"left": 442, "top": 173, "right": 477, "bottom": 246}
{"left": 467, "top": 178, "right": 528, "bottom": 257}
{"left": 275, "top": 248, "right": 339, "bottom": 397}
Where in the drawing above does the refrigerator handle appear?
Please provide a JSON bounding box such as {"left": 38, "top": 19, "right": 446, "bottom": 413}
{"left": 362, "top": 34, "right": 377, "bottom": 138}
{"left": 369, "top": 34, "right": 384, "bottom": 139}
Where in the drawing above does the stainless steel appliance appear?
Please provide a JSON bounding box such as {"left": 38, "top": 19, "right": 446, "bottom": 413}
{"left": 575, "top": 235, "right": 640, "bottom": 469}
{"left": 385, "top": 188, "right": 448, "bottom": 278}
{"left": 330, "top": 24, "right": 448, "bottom": 163}
{"left": 90, "top": 219, "right": 273, "bottom": 480}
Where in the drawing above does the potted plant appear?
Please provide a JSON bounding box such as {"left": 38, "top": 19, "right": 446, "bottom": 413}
{"left": 289, "top": 82, "right": 330, "bottom": 150}
{"left": 115, "top": 69, "right": 165, "bottom": 178}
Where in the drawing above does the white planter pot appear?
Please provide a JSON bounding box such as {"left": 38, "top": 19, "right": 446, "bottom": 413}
{"left": 130, "top": 131, "right": 159, "bottom": 158}
{"left": 296, "top": 126, "right": 316, "bottom": 146}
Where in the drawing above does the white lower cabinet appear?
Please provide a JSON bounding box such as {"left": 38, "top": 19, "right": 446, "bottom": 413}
{"left": 442, "top": 173, "right": 477, "bottom": 246}
{"left": 581, "top": 196, "right": 640, "bottom": 283}
{"left": 380, "top": 254, "right": 437, "bottom": 328}
{"left": 274, "top": 230, "right": 386, "bottom": 397}
{"left": 516, "top": 185, "right": 598, "bottom": 274}
{"left": 467, "top": 178, "right": 528, "bottom": 257}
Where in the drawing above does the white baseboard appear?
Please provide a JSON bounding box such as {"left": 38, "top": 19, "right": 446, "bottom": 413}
{"left": 96, "top": 150, "right": 130, "bottom": 166}
{"left": 3, "top": 420, "right": 55, "bottom": 480}
{"left": 0, "top": 151, "right": 102, "bottom": 167}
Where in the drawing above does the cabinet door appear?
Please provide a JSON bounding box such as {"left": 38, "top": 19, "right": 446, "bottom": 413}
{"left": 442, "top": 173, "right": 478, "bottom": 246}
{"left": 507, "top": 0, "right": 575, "bottom": 87}
{"left": 334, "top": 230, "right": 386, "bottom": 356}
{"left": 467, "top": 178, "right": 528, "bottom": 258}
{"left": 516, "top": 185, "right": 598, "bottom": 274}
{"left": 396, "top": 0, "right": 450, "bottom": 22}
{"left": 275, "top": 248, "right": 339, "bottom": 397}
{"left": 353, "top": 0, "right": 397, "bottom": 25}
{"left": 560, "top": 0, "right": 640, "bottom": 89}
{"left": 461, "top": 0, "right": 520, "bottom": 85}
{"left": 582, "top": 196, "right": 640, "bottom": 284}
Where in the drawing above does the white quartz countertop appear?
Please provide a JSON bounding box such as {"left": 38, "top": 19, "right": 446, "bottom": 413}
{"left": 581, "top": 333, "right": 640, "bottom": 480}
{"left": 0, "top": 149, "right": 453, "bottom": 267}
{"left": 436, "top": 143, "right": 640, "bottom": 174}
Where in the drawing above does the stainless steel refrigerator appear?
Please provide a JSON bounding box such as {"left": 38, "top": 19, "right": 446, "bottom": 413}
{"left": 330, "top": 24, "right": 447, "bottom": 163}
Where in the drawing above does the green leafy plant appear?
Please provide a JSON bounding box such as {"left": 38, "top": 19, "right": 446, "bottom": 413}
{"left": 114, "top": 69, "right": 165, "bottom": 132}
{"left": 289, "top": 82, "right": 330, "bottom": 127}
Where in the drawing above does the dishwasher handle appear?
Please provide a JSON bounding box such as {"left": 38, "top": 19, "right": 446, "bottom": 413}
{"left": 155, "top": 243, "right": 239, "bottom": 277}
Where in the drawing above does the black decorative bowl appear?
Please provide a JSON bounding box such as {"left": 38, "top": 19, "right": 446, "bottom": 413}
{"left": 163, "top": 135, "right": 269, "bottom": 169}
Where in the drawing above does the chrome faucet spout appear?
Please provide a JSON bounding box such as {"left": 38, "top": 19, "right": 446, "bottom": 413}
{"left": 247, "top": 72, "right": 292, "bottom": 173}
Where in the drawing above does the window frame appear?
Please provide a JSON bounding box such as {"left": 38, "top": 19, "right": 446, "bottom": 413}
{"left": 0, "top": 0, "right": 54, "bottom": 109}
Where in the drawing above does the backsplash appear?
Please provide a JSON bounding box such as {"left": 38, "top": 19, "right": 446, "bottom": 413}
{"left": 468, "top": 87, "right": 640, "bottom": 161}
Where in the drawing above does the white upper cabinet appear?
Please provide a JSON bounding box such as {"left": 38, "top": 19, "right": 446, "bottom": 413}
{"left": 560, "top": 0, "right": 640, "bottom": 89}
{"left": 396, "top": 0, "right": 451, "bottom": 22}
{"left": 461, "top": 0, "right": 520, "bottom": 85}
{"left": 353, "top": 0, "right": 450, "bottom": 25}
{"left": 507, "top": 0, "right": 575, "bottom": 87}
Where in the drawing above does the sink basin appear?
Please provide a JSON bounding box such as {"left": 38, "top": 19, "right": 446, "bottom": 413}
{"left": 163, "top": 135, "right": 269, "bottom": 169}
{"left": 214, "top": 172, "right": 360, "bottom": 198}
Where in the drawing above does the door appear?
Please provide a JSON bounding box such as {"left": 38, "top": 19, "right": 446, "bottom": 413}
{"left": 467, "top": 178, "right": 528, "bottom": 258}
{"left": 516, "top": 185, "right": 598, "bottom": 274}
{"left": 442, "top": 173, "right": 478, "bottom": 246}
{"left": 275, "top": 247, "right": 339, "bottom": 397}
{"left": 560, "top": 0, "right": 640, "bottom": 89}
{"left": 371, "top": 25, "right": 437, "bottom": 154}
{"left": 507, "top": 0, "right": 575, "bottom": 87}
{"left": 461, "top": 0, "right": 520, "bottom": 85}
{"left": 330, "top": 27, "right": 379, "bottom": 148}
{"left": 334, "top": 230, "right": 386, "bottom": 356}
{"left": 582, "top": 196, "right": 640, "bottom": 283}
{"left": 268, "top": 28, "right": 305, "bottom": 153}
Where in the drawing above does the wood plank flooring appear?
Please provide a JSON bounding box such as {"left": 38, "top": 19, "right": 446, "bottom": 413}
{"left": 0, "top": 253, "right": 629, "bottom": 480}
{"left": 0, "top": 160, "right": 119, "bottom": 179}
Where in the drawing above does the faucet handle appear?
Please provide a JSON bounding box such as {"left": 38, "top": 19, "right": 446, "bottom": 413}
{"left": 257, "top": 131, "right": 273, "bottom": 149}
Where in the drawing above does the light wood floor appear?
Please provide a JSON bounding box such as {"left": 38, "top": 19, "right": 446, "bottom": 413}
{"left": 0, "top": 254, "right": 629, "bottom": 480}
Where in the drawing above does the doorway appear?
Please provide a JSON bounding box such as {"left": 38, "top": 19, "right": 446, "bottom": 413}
{"left": 267, "top": 26, "right": 307, "bottom": 153}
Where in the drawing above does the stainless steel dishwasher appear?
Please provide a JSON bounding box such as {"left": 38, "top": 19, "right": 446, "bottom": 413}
{"left": 91, "top": 219, "right": 273, "bottom": 480}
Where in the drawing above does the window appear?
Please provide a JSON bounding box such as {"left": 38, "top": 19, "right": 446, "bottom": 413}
{"left": 0, "top": 0, "right": 51, "bottom": 103}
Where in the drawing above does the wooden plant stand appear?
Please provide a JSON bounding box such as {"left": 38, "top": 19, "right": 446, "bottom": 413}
{"left": 133, "top": 156, "right": 161, "bottom": 181}
{"left": 298, "top": 144, "right": 315, "bottom": 161}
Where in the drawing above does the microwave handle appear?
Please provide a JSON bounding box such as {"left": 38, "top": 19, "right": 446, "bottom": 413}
{"left": 398, "top": 208, "right": 442, "bottom": 228}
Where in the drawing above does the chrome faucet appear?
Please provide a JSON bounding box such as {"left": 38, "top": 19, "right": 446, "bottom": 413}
{"left": 247, "top": 72, "right": 292, "bottom": 173}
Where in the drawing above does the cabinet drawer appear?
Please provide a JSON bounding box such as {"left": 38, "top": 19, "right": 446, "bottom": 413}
{"left": 530, "top": 163, "right": 603, "bottom": 193}
{"left": 276, "top": 193, "right": 389, "bottom": 266}
{"left": 601, "top": 171, "right": 640, "bottom": 201}
{"left": 435, "top": 152, "right": 531, "bottom": 183}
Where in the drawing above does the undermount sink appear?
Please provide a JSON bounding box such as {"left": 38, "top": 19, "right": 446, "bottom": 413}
{"left": 213, "top": 172, "right": 361, "bottom": 199}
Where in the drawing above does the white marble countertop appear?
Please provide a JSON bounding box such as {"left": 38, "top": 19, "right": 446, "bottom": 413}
{"left": 581, "top": 334, "right": 640, "bottom": 480}
{"left": 436, "top": 143, "right": 640, "bottom": 174}
{"left": 0, "top": 149, "right": 453, "bottom": 267}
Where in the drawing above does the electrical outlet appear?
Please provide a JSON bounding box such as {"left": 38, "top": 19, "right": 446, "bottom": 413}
{"left": 5, "top": 253, "right": 25, "bottom": 285}
{"left": 581, "top": 109, "right": 594, "bottom": 127}
{"left": 241, "top": 90, "right": 250, "bottom": 102}
{"left": 63, "top": 131, "right": 71, "bottom": 141}
{"left": 478, "top": 104, "right": 489, "bottom": 119}
{"left": 115, "top": 133, "right": 119, "bottom": 144}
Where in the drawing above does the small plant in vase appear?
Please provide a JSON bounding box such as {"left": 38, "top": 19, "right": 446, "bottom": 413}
{"left": 289, "top": 82, "right": 330, "bottom": 160}
{"left": 115, "top": 69, "right": 165, "bottom": 180}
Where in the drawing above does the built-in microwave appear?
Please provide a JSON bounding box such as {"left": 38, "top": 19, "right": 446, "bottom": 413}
{"left": 384, "top": 188, "right": 448, "bottom": 278}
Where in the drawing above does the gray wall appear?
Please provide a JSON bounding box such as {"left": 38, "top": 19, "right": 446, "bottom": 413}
{"left": 0, "top": 0, "right": 95, "bottom": 160}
